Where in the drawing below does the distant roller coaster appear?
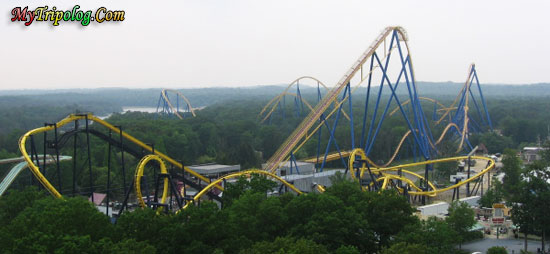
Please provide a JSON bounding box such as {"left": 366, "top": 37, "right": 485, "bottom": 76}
{"left": 258, "top": 76, "right": 350, "bottom": 124}
{"left": 156, "top": 89, "right": 196, "bottom": 119}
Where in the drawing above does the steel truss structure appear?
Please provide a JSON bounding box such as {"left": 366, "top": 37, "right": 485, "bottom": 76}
{"left": 264, "top": 27, "right": 495, "bottom": 202}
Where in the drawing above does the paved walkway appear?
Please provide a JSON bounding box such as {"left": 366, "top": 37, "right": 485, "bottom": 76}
{"left": 463, "top": 237, "right": 547, "bottom": 254}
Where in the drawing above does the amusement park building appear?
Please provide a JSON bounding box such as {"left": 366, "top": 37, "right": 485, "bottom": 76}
{"left": 521, "top": 147, "right": 546, "bottom": 163}
{"left": 187, "top": 163, "right": 241, "bottom": 179}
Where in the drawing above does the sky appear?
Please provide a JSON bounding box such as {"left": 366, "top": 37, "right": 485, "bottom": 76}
{"left": 1, "top": 0, "right": 549, "bottom": 90}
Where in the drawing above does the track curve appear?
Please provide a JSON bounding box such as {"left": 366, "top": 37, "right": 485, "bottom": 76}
{"left": 370, "top": 155, "right": 495, "bottom": 196}
{"left": 182, "top": 169, "right": 303, "bottom": 210}
{"left": 134, "top": 155, "right": 170, "bottom": 209}
{"left": 258, "top": 76, "right": 350, "bottom": 124}
{"left": 259, "top": 92, "right": 316, "bottom": 123}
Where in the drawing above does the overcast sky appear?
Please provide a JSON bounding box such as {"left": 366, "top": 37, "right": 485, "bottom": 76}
{"left": 1, "top": 0, "right": 549, "bottom": 90}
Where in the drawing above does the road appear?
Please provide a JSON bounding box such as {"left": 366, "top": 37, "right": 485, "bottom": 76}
{"left": 463, "top": 237, "right": 546, "bottom": 254}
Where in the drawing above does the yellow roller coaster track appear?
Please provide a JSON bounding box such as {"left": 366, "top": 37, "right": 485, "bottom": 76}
{"left": 18, "top": 113, "right": 221, "bottom": 198}
{"left": 429, "top": 64, "right": 478, "bottom": 154}
{"left": 436, "top": 64, "right": 476, "bottom": 126}
{"left": 344, "top": 148, "right": 495, "bottom": 196}
{"left": 347, "top": 148, "right": 437, "bottom": 197}
{"left": 134, "top": 155, "right": 169, "bottom": 209}
{"left": 302, "top": 121, "right": 461, "bottom": 169}
{"left": 182, "top": 169, "right": 302, "bottom": 210}
{"left": 371, "top": 155, "right": 495, "bottom": 196}
{"left": 161, "top": 89, "right": 197, "bottom": 119}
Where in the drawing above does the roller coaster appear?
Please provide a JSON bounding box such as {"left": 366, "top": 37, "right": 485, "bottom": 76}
{"left": 263, "top": 26, "right": 495, "bottom": 201}
{"left": 13, "top": 26, "right": 496, "bottom": 214}
{"left": 156, "top": 89, "right": 196, "bottom": 119}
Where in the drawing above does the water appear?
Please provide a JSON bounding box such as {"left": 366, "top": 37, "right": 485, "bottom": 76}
{"left": 96, "top": 106, "right": 158, "bottom": 119}
{"left": 121, "top": 106, "right": 158, "bottom": 113}
{"left": 97, "top": 106, "right": 204, "bottom": 120}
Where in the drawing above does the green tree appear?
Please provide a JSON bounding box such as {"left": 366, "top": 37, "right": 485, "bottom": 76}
{"left": 532, "top": 142, "right": 550, "bottom": 252}
{"left": 225, "top": 192, "right": 285, "bottom": 243}
{"left": 362, "top": 190, "right": 417, "bottom": 251}
{"left": 446, "top": 201, "right": 476, "bottom": 249}
{"left": 394, "top": 217, "right": 458, "bottom": 254}
{"left": 115, "top": 207, "right": 180, "bottom": 252}
{"left": 0, "top": 148, "right": 17, "bottom": 159}
{"left": 512, "top": 162, "right": 550, "bottom": 253}
{"left": 284, "top": 193, "right": 371, "bottom": 252}
{"left": 0, "top": 186, "right": 47, "bottom": 225}
{"left": 221, "top": 174, "right": 277, "bottom": 208}
{"left": 478, "top": 181, "right": 503, "bottom": 208}
{"left": 501, "top": 149, "right": 524, "bottom": 202}
{"left": 239, "top": 236, "right": 329, "bottom": 254}
{"left": 470, "top": 132, "right": 514, "bottom": 154}
{"left": 288, "top": 179, "right": 416, "bottom": 253}
{"left": 50, "top": 235, "right": 96, "bottom": 254}
{"left": 382, "top": 242, "right": 431, "bottom": 254}
{"left": 258, "top": 126, "right": 284, "bottom": 159}
{"left": 512, "top": 191, "right": 536, "bottom": 252}
{"left": 96, "top": 238, "right": 157, "bottom": 254}
{"left": 333, "top": 245, "right": 360, "bottom": 254}
{"left": 2, "top": 196, "right": 112, "bottom": 253}
{"left": 177, "top": 201, "right": 232, "bottom": 253}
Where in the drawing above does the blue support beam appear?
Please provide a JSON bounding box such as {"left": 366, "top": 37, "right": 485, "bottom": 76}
{"left": 473, "top": 68, "right": 493, "bottom": 130}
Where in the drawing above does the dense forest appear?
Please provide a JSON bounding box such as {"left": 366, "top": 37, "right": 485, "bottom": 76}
{"left": 0, "top": 174, "right": 481, "bottom": 254}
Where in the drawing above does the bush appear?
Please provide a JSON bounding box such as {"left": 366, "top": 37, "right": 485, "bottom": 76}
{"left": 487, "top": 246, "right": 507, "bottom": 254}
{"left": 464, "top": 230, "right": 484, "bottom": 241}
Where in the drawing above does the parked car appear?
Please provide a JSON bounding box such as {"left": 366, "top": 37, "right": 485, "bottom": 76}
{"left": 499, "top": 227, "right": 508, "bottom": 234}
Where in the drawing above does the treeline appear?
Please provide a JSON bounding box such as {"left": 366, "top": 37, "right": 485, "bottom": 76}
{"left": 0, "top": 104, "right": 119, "bottom": 137}
{"left": 0, "top": 86, "right": 287, "bottom": 111}
{"left": 0, "top": 86, "right": 284, "bottom": 137}
{"left": 0, "top": 175, "right": 480, "bottom": 254}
